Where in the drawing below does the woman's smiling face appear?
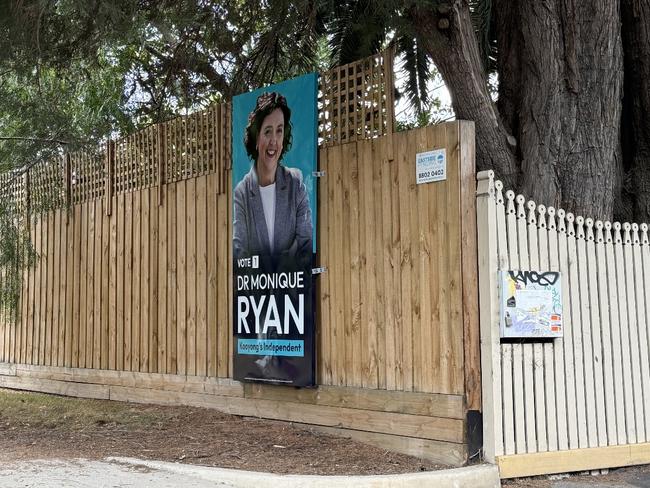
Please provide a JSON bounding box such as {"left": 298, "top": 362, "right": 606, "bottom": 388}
{"left": 256, "top": 108, "right": 284, "bottom": 177}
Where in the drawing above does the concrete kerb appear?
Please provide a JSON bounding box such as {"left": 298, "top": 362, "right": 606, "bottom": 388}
{"left": 108, "top": 457, "right": 501, "bottom": 488}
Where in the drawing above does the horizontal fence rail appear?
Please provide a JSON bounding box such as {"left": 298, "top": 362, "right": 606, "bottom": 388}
{"left": 478, "top": 170, "right": 650, "bottom": 477}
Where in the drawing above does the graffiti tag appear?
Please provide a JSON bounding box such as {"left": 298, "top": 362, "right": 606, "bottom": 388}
{"left": 508, "top": 270, "right": 560, "bottom": 287}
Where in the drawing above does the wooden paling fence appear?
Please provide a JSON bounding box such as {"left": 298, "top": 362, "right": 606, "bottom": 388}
{"left": 318, "top": 122, "right": 479, "bottom": 400}
{"left": 0, "top": 121, "right": 479, "bottom": 465}
{"left": 478, "top": 171, "right": 650, "bottom": 477}
{"left": 0, "top": 52, "right": 486, "bottom": 465}
{"left": 0, "top": 48, "right": 397, "bottom": 378}
{"left": 0, "top": 121, "right": 478, "bottom": 392}
{"left": 0, "top": 102, "right": 233, "bottom": 377}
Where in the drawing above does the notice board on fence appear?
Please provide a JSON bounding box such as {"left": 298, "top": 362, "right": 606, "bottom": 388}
{"left": 231, "top": 73, "right": 318, "bottom": 386}
{"left": 500, "top": 270, "right": 563, "bottom": 339}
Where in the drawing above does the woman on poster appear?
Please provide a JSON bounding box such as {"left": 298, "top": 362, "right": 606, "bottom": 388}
{"left": 233, "top": 91, "right": 313, "bottom": 268}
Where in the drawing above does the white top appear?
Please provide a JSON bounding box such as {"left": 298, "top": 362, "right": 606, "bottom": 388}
{"left": 259, "top": 183, "right": 276, "bottom": 253}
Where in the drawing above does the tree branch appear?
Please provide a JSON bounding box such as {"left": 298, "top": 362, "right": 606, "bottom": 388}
{"left": 0, "top": 136, "right": 70, "bottom": 145}
{"left": 409, "top": 1, "right": 520, "bottom": 188}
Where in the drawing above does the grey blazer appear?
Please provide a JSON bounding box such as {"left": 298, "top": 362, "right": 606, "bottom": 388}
{"left": 233, "top": 164, "right": 312, "bottom": 264}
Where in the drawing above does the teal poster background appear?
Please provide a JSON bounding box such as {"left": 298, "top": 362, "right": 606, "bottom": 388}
{"left": 232, "top": 72, "right": 317, "bottom": 251}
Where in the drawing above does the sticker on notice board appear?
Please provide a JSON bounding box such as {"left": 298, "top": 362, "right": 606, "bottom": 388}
{"left": 416, "top": 148, "right": 446, "bottom": 184}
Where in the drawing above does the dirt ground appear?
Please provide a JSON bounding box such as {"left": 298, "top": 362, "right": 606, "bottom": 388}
{"left": 0, "top": 388, "right": 446, "bottom": 476}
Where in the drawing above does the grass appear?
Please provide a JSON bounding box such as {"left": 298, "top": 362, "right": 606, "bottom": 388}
{"left": 0, "top": 388, "right": 170, "bottom": 431}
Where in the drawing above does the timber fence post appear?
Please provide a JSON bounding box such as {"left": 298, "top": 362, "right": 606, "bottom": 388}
{"left": 476, "top": 169, "right": 502, "bottom": 463}
{"left": 105, "top": 140, "right": 115, "bottom": 216}
{"left": 64, "top": 154, "right": 71, "bottom": 224}
{"left": 158, "top": 123, "right": 165, "bottom": 206}
{"left": 24, "top": 170, "right": 30, "bottom": 219}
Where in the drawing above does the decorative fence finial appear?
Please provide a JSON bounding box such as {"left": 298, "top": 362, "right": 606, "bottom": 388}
{"left": 558, "top": 209, "right": 566, "bottom": 233}
{"left": 595, "top": 220, "right": 604, "bottom": 244}
{"left": 566, "top": 212, "right": 575, "bottom": 237}
{"left": 516, "top": 195, "right": 526, "bottom": 219}
{"left": 547, "top": 207, "right": 556, "bottom": 230}
{"left": 632, "top": 223, "right": 640, "bottom": 245}
{"left": 495, "top": 180, "right": 504, "bottom": 205}
{"left": 613, "top": 222, "right": 622, "bottom": 244}
{"left": 476, "top": 170, "right": 495, "bottom": 197}
{"left": 527, "top": 200, "right": 537, "bottom": 225}
{"left": 537, "top": 205, "right": 547, "bottom": 229}
{"left": 585, "top": 218, "right": 594, "bottom": 242}
{"left": 605, "top": 221, "right": 613, "bottom": 244}
{"left": 576, "top": 216, "right": 585, "bottom": 239}
{"left": 506, "top": 190, "right": 516, "bottom": 215}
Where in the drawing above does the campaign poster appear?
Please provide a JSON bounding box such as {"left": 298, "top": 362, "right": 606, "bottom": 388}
{"left": 231, "top": 73, "right": 317, "bottom": 386}
{"left": 500, "top": 270, "right": 563, "bottom": 339}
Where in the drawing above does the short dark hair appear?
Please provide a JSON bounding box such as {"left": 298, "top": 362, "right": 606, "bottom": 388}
{"left": 244, "top": 92, "right": 293, "bottom": 163}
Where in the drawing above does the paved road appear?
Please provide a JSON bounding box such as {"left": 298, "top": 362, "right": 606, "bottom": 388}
{"left": 0, "top": 457, "right": 501, "bottom": 488}
{"left": 3, "top": 457, "right": 649, "bottom": 488}
{"left": 0, "top": 459, "right": 228, "bottom": 488}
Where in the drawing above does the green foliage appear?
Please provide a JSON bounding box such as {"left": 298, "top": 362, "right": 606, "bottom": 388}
{"left": 0, "top": 56, "right": 133, "bottom": 171}
{"left": 323, "top": 0, "right": 395, "bottom": 66}
{"left": 235, "top": 0, "right": 326, "bottom": 89}
{"left": 0, "top": 197, "right": 35, "bottom": 322}
{"left": 0, "top": 0, "right": 457, "bottom": 319}
{"left": 0, "top": 0, "right": 329, "bottom": 319}
{"left": 0, "top": 0, "right": 449, "bottom": 170}
{"left": 396, "top": 34, "right": 431, "bottom": 116}
{"left": 470, "top": 0, "right": 496, "bottom": 73}
{"left": 395, "top": 98, "right": 452, "bottom": 131}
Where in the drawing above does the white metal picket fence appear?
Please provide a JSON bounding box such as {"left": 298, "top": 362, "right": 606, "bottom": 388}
{"left": 477, "top": 170, "right": 650, "bottom": 478}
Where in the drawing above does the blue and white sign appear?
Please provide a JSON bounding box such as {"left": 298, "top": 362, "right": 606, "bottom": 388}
{"left": 416, "top": 148, "right": 446, "bottom": 184}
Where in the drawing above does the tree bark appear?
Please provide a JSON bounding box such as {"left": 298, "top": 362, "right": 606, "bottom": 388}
{"left": 495, "top": 0, "right": 623, "bottom": 220}
{"left": 622, "top": 0, "right": 650, "bottom": 223}
{"left": 494, "top": 0, "right": 522, "bottom": 137}
{"left": 411, "top": 0, "right": 519, "bottom": 190}
{"left": 413, "top": 0, "right": 623, "bottom": 221}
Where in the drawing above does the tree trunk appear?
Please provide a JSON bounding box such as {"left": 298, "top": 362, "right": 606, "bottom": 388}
{"left": 494, "top": 0, "right": 522, "bottom": 138}
{"left": 495, "top": 0, "right": 623, "bottom": 220}
{"left": 622, "top": 0, "right": 650, "bottom": 223}
{"left": 411, "top": 0, "right": 519, "bottom": 190}
{"left": 414, "top": 0, "right": 623, "bottom": 220}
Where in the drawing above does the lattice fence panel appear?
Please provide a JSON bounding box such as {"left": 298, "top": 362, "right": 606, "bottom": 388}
{"left": 163, "top": 113, "right": 186, "bottom": 184}
{"left": 70, "top": 149, "right": 105, "bottom": 205}
{"left": 30, "top": 158, "right": 66, "bottom": 212}
{"left": 114, "top": 125, "right": 157, "bottom": 194}
{"left": 218, "top": 102, "right": 232, "bottom": 194}
{"left": 2, "top": 53, "right": 395, "bottom": 208}
{"left": 0, "top": 171, "right": 26, "bottom": 214}
{"left": 318, "top": 48, "right": 395, "bottom": 147}
{"left": 162, "top": 103, "right": 230, "bottom": 189}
